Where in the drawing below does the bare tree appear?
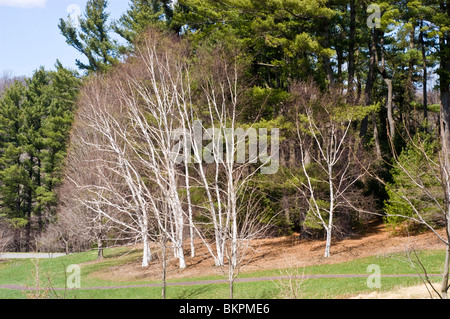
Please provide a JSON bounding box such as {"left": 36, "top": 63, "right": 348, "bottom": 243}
{"left": 66, "top": 29, "right": 194, "bottom": 269}
{"left": 293, "top": 82, "right": 374, "bottom": 258}
{"left": 0, "top": 71, "right": 26, "bottom": 95}
{"left": 37, "top": 204, "right": 93, "bottom": 254}
{"left": 67, "top": 73, "right": 157, "bottom": 266}
{"left": 0, "top": 219, "right": 14, "bottom": 252}
{"left": 222, "top": 189, "right": 272, "bottom": 299}
{"left": 178, "top": 46, "right": 277, "bottom": 298}
{"left": 115, "top": 31, "right": 192, "bottom": 269}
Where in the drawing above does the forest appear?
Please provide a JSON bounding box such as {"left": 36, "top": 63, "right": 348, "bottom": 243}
{"left": 0, "top": 0, "right": 449, "bottom": 297}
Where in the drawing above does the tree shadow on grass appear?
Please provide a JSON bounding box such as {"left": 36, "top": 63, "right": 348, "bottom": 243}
{"left": 174, "top": 284, "right": 217, "bottom": 299}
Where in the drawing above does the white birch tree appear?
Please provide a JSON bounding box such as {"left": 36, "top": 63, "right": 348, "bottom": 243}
{"left": 67, "top": 73, "right": 162, "bottom": 267}
{"left": 293, "top": 82, "right": 375, "bottom": 258}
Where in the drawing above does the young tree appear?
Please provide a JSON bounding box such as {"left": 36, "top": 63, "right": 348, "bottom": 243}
{"left": 223, "top": 191, "right": 272, "bottom": 299}
{"left": 293, "top": 82, "right": 376, "bottom": 258}
{"left": 183, "top": 45, "right": 277, "bottom": 296}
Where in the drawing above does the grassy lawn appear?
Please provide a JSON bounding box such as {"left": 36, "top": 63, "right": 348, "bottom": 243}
{"left": 0, "top": 248, "right": 444, "bottom": 299}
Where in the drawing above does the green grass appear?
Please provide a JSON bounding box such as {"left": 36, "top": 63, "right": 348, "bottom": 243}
{"left": 0, "top": 247, "right": 445, "bottom": 299}
{"left": 241, "top": 249, "right": 446, "bottom": 278}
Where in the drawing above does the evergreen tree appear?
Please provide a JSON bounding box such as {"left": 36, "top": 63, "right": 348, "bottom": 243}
{"left": 39, "top": 63, "right": 81, "bottom": 227}
{"left": 0, "top": 66, "right": 81, "bottom": 251}
{"left": 59, "top": 0, "right": 119, "bottom": 73}
{"left": 385, "top": 131, "right": 443, "bottom": 233}
{"left": 174, "top": 0, "right": 337, "bottom": 90}
{"left": 114, "top": 0, "right": 175, "bottom": 49}
{"left": 0, "top": 81, "right": 28, "bottom": 233}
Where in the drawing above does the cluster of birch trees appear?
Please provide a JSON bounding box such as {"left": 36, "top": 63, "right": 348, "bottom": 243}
{"left": 62, "top": 29, "right": 273, "bottom": 281}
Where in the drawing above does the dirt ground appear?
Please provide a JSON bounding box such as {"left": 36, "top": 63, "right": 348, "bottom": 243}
{"left": 350, "top": 283, "right": 443, "bottom": 299}
{"left": 90, "top": 220, "right": 446, "bottom": 289}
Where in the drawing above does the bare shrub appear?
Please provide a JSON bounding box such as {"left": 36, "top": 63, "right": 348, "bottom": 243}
{"left": 274, "top": 254, "right": 308, "bottom": 299}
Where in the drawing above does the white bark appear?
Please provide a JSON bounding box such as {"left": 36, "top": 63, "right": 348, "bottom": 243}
{"left": 295, "top": 99, "right": 361, "bottom": 258}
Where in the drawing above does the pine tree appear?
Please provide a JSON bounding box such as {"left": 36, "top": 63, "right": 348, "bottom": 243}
{"left": 38, "top": 63, "right": 81, "bottom": 227}
{"left": 59, "top": 0, "right": 119, "bottom": 73}
{"left": 114, "top": 0, "right": 175, "bottom": 49}
{"left": 0, "top": 65, "right": 81, "bottom": 251}
{"left": 0, "top": 81, "right": 30, "bottom": 249}
{"left": 175, "top": 0, "right": 337, "bottom": 90}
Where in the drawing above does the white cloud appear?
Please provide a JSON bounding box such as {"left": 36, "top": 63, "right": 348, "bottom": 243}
{"left": 0, "top": 0, "right": 47, "bottom": 8}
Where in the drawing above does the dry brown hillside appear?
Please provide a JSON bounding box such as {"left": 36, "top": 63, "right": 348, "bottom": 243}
{"left": 89, "top": 220, "right": 446, "bottom": 284}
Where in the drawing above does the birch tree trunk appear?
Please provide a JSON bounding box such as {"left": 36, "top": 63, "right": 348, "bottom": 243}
{"left": 324, "top": 164, "right": 335, "bottom": 259}
{"left": 142, "top": 229, "right": 152, "bottom": 267}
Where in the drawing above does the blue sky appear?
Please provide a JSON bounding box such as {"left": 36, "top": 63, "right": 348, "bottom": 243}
{"left": 0, "top": 0, "right": 130, "bottom": 77}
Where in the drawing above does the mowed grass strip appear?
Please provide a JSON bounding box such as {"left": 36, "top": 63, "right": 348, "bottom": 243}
{"left": 0, "top": 277, "right": 436, "bottom": 299}
{"left": 0, "top": 248, "right": 445, "bottom": 299}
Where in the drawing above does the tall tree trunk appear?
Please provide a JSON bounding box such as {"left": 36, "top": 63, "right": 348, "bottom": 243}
{"left": 372, "top": 112, "right": 382, "bottom": 157}
{"left": 25, "top": 156, "right": 34, "bottom": 252}
{"left": 36, "top": 154, "right": 43, "bottom": 234}
{"left": 337, "top": 46, "right": 344, "bottom": 90}
{"left": 25, "top": 211, "right": 31, "bottom": 252}
{"left": 282, "top": 189, "right": 291, "bottom": 233}
{"left": 97, "top": 236, "right": 103, "bottom": 260}
{"left": 420, "top": 20, "right": 428, "bottom": 124}
{"left": 405, "top": 24, "right": 417, "bottom": 133}
{"left": 356, "top": 50, "right": 363, "bottom": 104}
{"left": 376, "top": 32, "right": 395, "bottom": 142}
{"left": 347, "top": 0, "right": 356, "bottom": 105}
{"left": 184, "top": 150, "right": 195, "bottom": 258}
{"left": 170, "top": 179, "right": 186, "bottom": 269}
{"left": 142, "top": 231, "right": 151, "bottom": 267}
{"left": 439, "top": 0, "right": 450, "bottom": 298}
{"left": 321, "top": 20, "right": 334, "bottom": 87}
{"left": 176, "top": 206, "right": 186, "bottom": 269}
{"left": 360, "top": 30, "right": 382, "bottom": 156}
{"left": 360, "top": 31, "right": 376, "bottom": 139}
{"left": 324, "top": 225, "right": 332, "bottom": 258}
{"left": 385, "top": 78, "right": 394, "bottom": 140}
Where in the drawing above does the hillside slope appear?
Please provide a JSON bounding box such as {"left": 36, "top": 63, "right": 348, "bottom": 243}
{"left": 89, "top": 221, "right": 446, "bottom": 283}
